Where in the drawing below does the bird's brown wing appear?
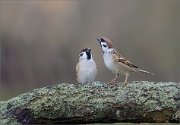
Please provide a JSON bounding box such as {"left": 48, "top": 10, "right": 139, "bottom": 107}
{"left": 112, "top": 50, "right": 138, "bottom": 69}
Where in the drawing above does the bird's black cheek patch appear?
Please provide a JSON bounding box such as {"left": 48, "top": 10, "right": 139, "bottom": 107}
{"left": 103, "top": 44, "right": 107, "bottom": 47}
{"left": 80, "top": 53, "right": 83, "bottom": 57}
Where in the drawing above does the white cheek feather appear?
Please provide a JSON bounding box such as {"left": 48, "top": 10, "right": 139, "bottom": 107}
{"left": 78, "top": 59, "right": 97, "bottom": 84}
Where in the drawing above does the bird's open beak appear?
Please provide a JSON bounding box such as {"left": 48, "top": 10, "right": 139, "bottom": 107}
{"left": 97, "top": 38, "right": 101, "bottom": 42}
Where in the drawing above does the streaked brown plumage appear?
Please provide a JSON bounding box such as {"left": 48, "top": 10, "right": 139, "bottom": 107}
{"left": 97, "top": 37, "right": 154, "bottom": 84}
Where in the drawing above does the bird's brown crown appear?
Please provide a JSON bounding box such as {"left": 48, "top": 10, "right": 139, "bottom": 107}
{"left": 99, "top": 37, "right": 113, "bottom": 48}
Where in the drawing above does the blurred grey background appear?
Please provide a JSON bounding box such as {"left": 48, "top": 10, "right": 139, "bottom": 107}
{"left": 0, "top": 0, "right": 180, "bottom": 100}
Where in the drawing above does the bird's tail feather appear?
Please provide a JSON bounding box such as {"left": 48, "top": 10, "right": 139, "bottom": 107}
{"left": 138, "top": 69, "right": 155, "bottom": 75}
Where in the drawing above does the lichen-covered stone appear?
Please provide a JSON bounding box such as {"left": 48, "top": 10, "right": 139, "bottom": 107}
{"left": 0, "top": 81, "right": 179, "bottom": 124}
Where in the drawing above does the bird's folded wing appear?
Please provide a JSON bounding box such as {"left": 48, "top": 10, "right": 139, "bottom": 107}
{"left": 112, "top": 50, "right": 138, "bottom": 69}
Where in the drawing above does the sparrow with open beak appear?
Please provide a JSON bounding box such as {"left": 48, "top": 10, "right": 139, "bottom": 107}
{"left": 97, "top": 37, "right": 154, "bottom": 84}
{"left": 76, "top": 48, "right": 97, "bottom": 84}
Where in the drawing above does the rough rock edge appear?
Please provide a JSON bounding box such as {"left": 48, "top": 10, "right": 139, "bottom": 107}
{"left": 0, "top": 81, "right": 179, "bottom": 124}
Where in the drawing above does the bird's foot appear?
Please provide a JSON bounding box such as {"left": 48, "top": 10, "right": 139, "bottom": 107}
{"left": 123, "top": 82, "right": 128, "bottom": 86}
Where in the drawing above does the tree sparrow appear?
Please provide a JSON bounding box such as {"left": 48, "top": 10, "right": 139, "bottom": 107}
{"left": 97, "top": 37, "right": 154, "bottom": 84}
{"left": 76, "top": 48, "right": 97, "bottom": 84}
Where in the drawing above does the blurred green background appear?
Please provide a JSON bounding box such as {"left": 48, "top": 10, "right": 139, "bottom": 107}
{"left": 0, "top": 0, "right": 180, "bottom": 100}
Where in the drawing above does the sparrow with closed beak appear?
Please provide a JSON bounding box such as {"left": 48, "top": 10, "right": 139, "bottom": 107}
{"left": 76, "top": 48, "right": 97, "bottom": 84}
{"left": 97, "top": 37, "right": 154, "bottom": 84}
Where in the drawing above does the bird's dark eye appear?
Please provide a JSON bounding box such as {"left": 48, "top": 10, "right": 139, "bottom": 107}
{"left": 80, "top": 53, "right": 83, "bottom": 56}
{"left": 103, "top": 44, "right": 107, "bottom": 47}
